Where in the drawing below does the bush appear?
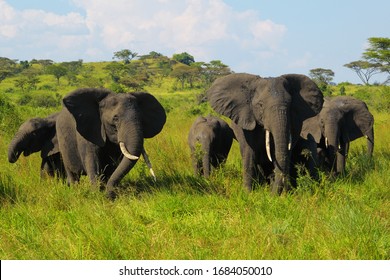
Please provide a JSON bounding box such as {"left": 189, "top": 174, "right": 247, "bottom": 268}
{"left": 0, "top": 94, "right": 22, "bottom": 135}
{"left": 18, "top": 93, "right": 61, "bottom": 108}
{"left": 352, "top": 86, "right": 390, "bottom": 112}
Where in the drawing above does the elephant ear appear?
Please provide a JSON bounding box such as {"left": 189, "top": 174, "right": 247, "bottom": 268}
{"left": 281, "top": 74, "right": 324, "bottom": 134}
{"left": 40, "top": 112, "right": 60, "bottom": 157}
{"left": 41, "top": 133, "right": 59, "bottom": 158}
{"left": 282, "top": 74, "right": 324, "bottom": 119}
{"left": 329, "top": 96, "right": 374, "bottom": 143}
{"left": 300, "top": 115, "right": 322, "bottom": 143}
{"left": 62, "top": 88, "right": 112, "bottom": 147}
{"left": 207, "top": 73, "right": 261, "bottom": 130}
{"left": 131, "top": 92, "right": 167, "bottom": 138}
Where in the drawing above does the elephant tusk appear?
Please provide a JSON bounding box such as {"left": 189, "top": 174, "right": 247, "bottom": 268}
{"left": 142, "top": 148, "right": 156, "bottom": 181}
{"left": 325, "top": 137, "right": 329, "bottom": 148}
{"left": 288, "top": 133, "right": 292, "bottom": 151}
{"left": 120, "top": 142, "right": 139, "bottom": 160}
{"left": 266, "top": 130, "right": 272, "bottom": 162}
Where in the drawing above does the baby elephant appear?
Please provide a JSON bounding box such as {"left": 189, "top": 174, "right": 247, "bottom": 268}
{"left": 188, "top": 115, "right": 234, "bottom": 177}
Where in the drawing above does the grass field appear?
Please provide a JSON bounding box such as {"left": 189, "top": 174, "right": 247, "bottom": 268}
{"left": 0, "top": 81, "right": 389, "bottom": 260}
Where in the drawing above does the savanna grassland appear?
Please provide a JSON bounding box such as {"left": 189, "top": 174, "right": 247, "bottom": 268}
{"left": 0, "top": 60, "right": 389, "bottom": 260}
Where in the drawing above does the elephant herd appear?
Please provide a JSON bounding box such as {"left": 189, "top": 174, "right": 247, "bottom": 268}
{"left": 8, "top": 73, "right": 374, "bottom": 199}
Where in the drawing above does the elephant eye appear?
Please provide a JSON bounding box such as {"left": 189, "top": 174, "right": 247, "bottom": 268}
{"left": 112, "top": 115, "right": 119, "bottom": 125}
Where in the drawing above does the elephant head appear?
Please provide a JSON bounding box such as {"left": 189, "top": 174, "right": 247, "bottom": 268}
{"left": 301, "top": 96, "right": 374, "bottom": 175}
{"left": 8, "top": 112, "right": 64, "bottom": 178}
{"left": 59, "top": 88, "right": 166, "bottom": 198}
{"left": 207, "top": 73, "right": 323, "bottom": 194}
{"left": 188, "top": 115, "right": 234, "bottom": 178}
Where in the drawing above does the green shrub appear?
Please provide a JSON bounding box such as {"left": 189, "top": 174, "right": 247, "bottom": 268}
{"left": 0, "top": 94, "right": 22, "bottom": 135}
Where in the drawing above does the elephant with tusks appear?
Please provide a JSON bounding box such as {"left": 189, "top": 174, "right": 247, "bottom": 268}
{"left": 54, "top": 88, "right": 166, "bottom": 199}
{"left": 207, "top": 73, "right": 324, "bottom": 194}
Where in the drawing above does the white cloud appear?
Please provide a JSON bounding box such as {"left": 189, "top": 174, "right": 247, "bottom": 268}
{"left": 0, "top": 0, "right": 287, "bottom": 65}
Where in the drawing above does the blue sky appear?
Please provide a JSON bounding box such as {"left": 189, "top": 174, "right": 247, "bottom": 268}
{"left": 1, "top": 0, "right": 389, "bottom": 83}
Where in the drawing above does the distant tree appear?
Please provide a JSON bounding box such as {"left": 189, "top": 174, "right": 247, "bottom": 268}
{"left": 343, "top": 60, "right": 382, "bottom": 85}
{"left": 171, "top": 64, "right": 193, "bottom": 89}
{"left": 104, "top": 62, "right": 124, "bottom": 83}
{"left": 61, "top": 60, "right": 83, "bottom": 85}
{"left": 0, "top": 57, "right": 18, "bottom": 83}
{"left": 30, "top": 59, "right": 54, "bottom": 68}
{"left": 113, "top": 49, "right": 138, "bottom": 64}
{"left": 46, "top": 64, "right": 68, "bottom": 85}
{"left": 139, "top": 51, "right": 163, "bottom": 60}
{"left": 19, "top": 60, "right": 30, "bottom": 70}
{"left": 363, "top": 37, "right": 390, "bottom": 83}
{"left": 21, "top": 68, "right": 41, "bottom": 91}
{"left": 14, "top": 76, "right": 28, "bottom": 93}
{"left": 363, "top": 37, "right": 390, "bottom": 73}
{"left": 14, "top": 68, "right": 39, "bottom": 93}
{"left": 201, "top": 60, "right": 231, "bottom": 86}
{"left": 172, "top": 52, "right": 195, "bottom": 65}
{"left": 309, "top": 68, "right": 334, "bottom": 85}
{"left": 344, "top": 37, "right": 390, "bottom": 84}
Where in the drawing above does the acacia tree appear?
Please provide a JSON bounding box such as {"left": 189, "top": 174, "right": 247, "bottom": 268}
{"left": 309, "top": 68, "right": 334, "bottom": 84}
{"left": 344, "top": 60, "right": 382, "bottom": 85}
{"left": 113, "top": 49, "right": 138, "bottom": 64}
{"left": 172, "top": 52, "right": 195, "bottom": 65}
{"left": 46, "top": 64, "right": 67, "bottom": 85}
{"left": 363, "top": 37, "right": 390, "bottom": 82}
{"left": 345, "top": 37, "right": 390, "bottom": 84}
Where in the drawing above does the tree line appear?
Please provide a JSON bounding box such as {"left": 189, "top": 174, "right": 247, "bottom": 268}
{"left": 1, "top": 37, "right": 388, "bottom": 95}
{"left": 309, "top": 37, "right": 390, "bottom": 89}
{"left": 0, "top": 51, "right": 231, "bottom": 94}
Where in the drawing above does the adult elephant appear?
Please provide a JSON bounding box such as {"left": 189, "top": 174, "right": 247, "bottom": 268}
{"left": 8, "top": 112, "right": 65, "bottom": 178}
{"left": 207, "top": 73, "right": 323, "bottom": 194}
{"left": 56, "top": 88, "right": 166, "bottom": 199}
{"left": 301, "top": 95, "right": 374, "bottom": 175}
{"left": 188, "top": 115, "right": 234, "bottom": 178}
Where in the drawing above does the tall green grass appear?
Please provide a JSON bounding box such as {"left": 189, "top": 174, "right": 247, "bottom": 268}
{"left": 1, "top": 90, "right": 389, "bottom": 260}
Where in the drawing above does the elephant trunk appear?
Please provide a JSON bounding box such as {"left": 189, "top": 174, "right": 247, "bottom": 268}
{"left": 8, "top": 132, "right": 27, "bottom": 163}
{"left": 270, "top": 108, "right": 291, "bottom": 195}
{"left": 325, "top": 123, "right": 340, "bottom": 175}
{"left": 106, "top": 118, "right": 144, "bottom": 199}
{"left": 202, "top": 143, "right": 211, "bottom": 178}
{"left": 366, "top": 127, "right": 374, "bottom": 157}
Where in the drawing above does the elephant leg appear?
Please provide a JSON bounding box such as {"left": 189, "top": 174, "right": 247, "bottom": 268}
{"left": 64, "top": 168, "right": 80, "bottom": 185}
{"left": 78, "top": 142, "right": 102, "bottom": 189}
{"left": 242, "top": 128, "right": 266, "bottom": 191}
{"left": 190, "top": 149, "right": 202, "bottom": 176}
{"left": 40, "top": 159, "right": 52, "bottom": 179}
{"left": 202, "top": 152, "right": 211, "bottom": 178}
{"left": 336, "top": 141, "right": 348, "bottom": 175}
{"left": 299, "top": 136, "right": 319, "bottom": 181}
{"left": 307, "top": 139, "right": 320, "bottom": 181}
{"left": 242, "top": 148, "right": 256, "bottom": 191}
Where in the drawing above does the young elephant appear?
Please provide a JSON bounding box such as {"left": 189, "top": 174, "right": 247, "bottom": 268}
{"left": 56, "top": 88, "right": 166, "bottom": 199}
{"left": 301, "top": 96, "right": 374, "bottom": 175}
{"left": 8, "top": 112, "right": 65, "bottom": 178}
{"left": 188, "top": 115, "right": 234, "bottom": 178}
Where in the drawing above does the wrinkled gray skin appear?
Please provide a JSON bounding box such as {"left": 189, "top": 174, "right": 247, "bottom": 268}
{"left": 301, "top": 96, "right": 374, "bottom": 175}
{"left": 207, "top": 73, "right": 323, "bottom": 194}
{"left": 188, "top": 115, "right": 234, "bottom": 178}
{"left": 8, "top": 112, "right": 65, "bottom": 178}
{"left": 56, "top": 88, "right": 166, "bottom": 199}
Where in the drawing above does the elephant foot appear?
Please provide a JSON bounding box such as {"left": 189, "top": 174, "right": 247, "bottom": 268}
{"left": 271, "top": 175, "right": 290, "bottom": 195}
{"left": 106, "top": 190, "right": 118, "bottom": 201}
{"left": 271, "top": 184, "right": 283, "bottom": 195}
